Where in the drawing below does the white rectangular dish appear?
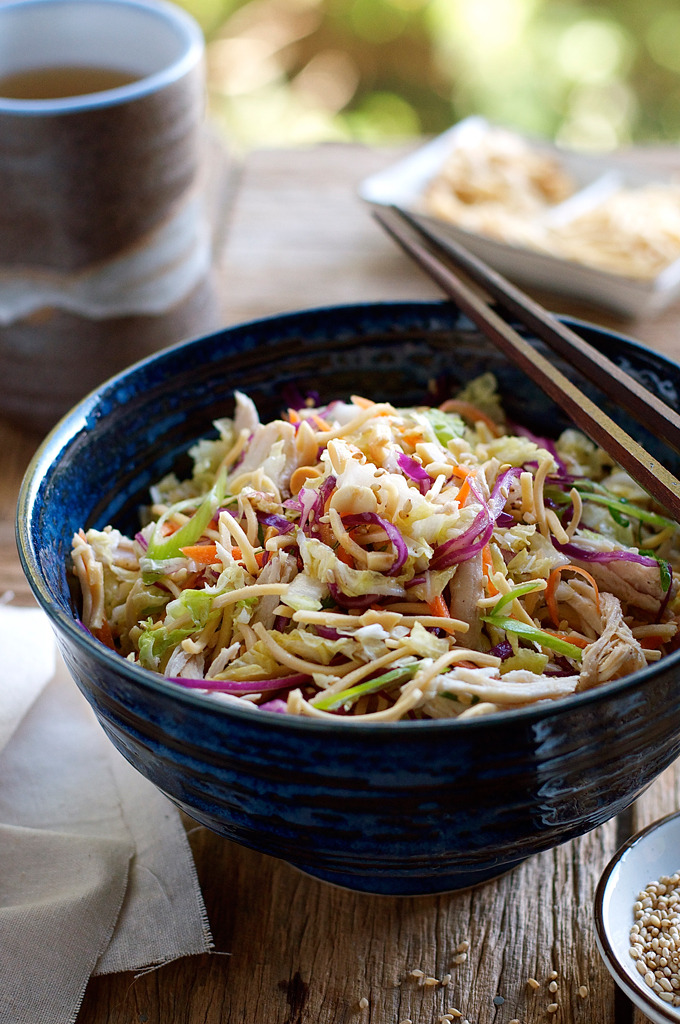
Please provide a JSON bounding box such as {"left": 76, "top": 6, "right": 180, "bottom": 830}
{"left": 359, "top": 117, "right": 680, "bottom": 319}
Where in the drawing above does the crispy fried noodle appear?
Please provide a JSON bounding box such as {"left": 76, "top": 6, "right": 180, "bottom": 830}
{"left": 71, "top": 376, "right": 680, "bottom": 721}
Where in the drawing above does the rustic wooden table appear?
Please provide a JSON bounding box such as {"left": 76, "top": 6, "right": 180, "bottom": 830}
{"left": 3, "top": 139, "right": 680, "bottom": 1024}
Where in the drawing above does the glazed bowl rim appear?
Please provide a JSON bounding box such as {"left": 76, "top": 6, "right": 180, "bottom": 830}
{"left": 594, "top": 809, "right": 680, "bottom": 1023}
{"left": 17, "top": 298, "right": 680, "bottom": 733}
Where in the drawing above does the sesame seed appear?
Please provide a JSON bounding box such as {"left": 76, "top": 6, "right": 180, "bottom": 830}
{"left": 549, "top": 981, "right": 558, "bottom": 993}
{"left": 527, "top": 977, "right": 540, "bottom": 990}
{"left": 452, "top": 953, "right": 468, "bottom": 964}
{"left": 358, "top": 997, "right": 369, "bottom": 1009}
{"left": 448, "top": 1009, "right": 462, "bottom": 1018}
{"left": 456, "top": 940, "right": 470, "bottom": 952}
{"left": 578, "top": 985, "right": 589, "bottom": 998}
{"left": 547, "top": 1003, "right": 559, "bottom": 1013}
{"left": 441, "top": 973, "right": 452, "bottom": 986}
{"left": 410, "top": 969, "right": 425, "bottom": 980}
{"left": 424, "top": 976, "right": 439, "bottom": 986}
{"left": 549, "top": 970, "right": 558, "bottom": 980}
{"left": 398, "top": 1019, "right": 413, "bottom": 1024}
{"left": 509, "top": 1019, "right": 521, "bottom": 1024}
{"left": 630, "top": 871, "right": 680, "bottom": 1011}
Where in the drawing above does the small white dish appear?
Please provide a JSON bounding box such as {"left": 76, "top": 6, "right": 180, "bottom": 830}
{"left": 359, "top": 116, "right": 680, "bottom": 318}
{"left": 594, "top": 811, "right": 680, "bottom": 1024}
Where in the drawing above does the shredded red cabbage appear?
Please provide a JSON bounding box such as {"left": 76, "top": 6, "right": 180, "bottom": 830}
{"left": 341, "top": 511, "right": 408, "bottom": 575}
{"left": 553, "top": 540, "right": 659, "bottom": 567}
{"left": 405, "top": 576, "right": 426, "bottom": 589}
{"left": 258, "top": 698, "right": 289, "bottom": 713}
{"left": 283, "top": 475, "right": 336, "bottom": 536}
{"left": 166, "top": 672, "right": 310, "bottom": 694}
{"left": 430, "top": 469, "right": 521, "bottom": 569}
{"left": 512, "top": 424, "right": 568, "bottom": 475}
{"left": 134, "top": 531, "right": 148, "bottom": 551}
{"left": 256, "top": 511, "right": 294, "bottom": 534}
{"left": 314, "top": 624, "right": 342, "bottom": 639}
{"left": 496, "top": 512, "right": 515, "bottom": 528}
{"left": 396, "top": 452, "right": 431, "bottom": 495}
{"left": 328, "top": 583, "right": 378, "bottom": 608}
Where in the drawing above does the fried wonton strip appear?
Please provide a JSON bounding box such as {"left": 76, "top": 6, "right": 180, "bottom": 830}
{"left": 71, "top": 530, "right": 106, "bottom": 630}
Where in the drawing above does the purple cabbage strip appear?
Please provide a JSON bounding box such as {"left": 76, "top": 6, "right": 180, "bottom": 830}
{"left": 314, "top": 624, "right": 342, "bottom": 639}
{"left": 511, "top": 424, "right": 568, "bottom": 475}
{"left": 318, "top": 474, "right": 337, "bottom": 507}
{"left": 496, "top": 511, "right": 515, "bottom": 528}
{"left": 298, "top": 487, "right": 319, "bottom": 533}
{"left": 430, "top": 468, "right": 521, "bottom": 570}
{"left": 258, "top": 699, "right": 289, "bottom": 713}
{"left": 281, "top": 384, "right": 320, "bottom": 410}
{"left": 405, "top": 576, "right": 426, "bottom": 589}
{"left": 341, "top": 511, "right": 408, "bottom": 575}
{"left": 488, "top": 467, "right": 522, "bottom": 518}
{"left": 430, "top": 521, "right": 495, "bottom": 568}
{"left": 135, "top": 531, "right": 149, "bottom": 551}
{"left": 328, "top": 583, "right": 378, "bottom": 608}
{"left": 552, "top": 540, "right": 659, "bottom": 568}
{"left": 256, "top": 511, "right": 295, "bottom": 533}
{"left": 548, "top": 471, "right": 581, "bottom": 489}
{"left": 283, "top": 475, "right": 336, "bottom": 536}
{"left": 553, "top": 538, "right": 673, "bottom": 616}
{"left": 167, "top": 672, "right": 311, "bottom": 694}
{"left": 396, "top": 451, "right": 431, "bottom": 495}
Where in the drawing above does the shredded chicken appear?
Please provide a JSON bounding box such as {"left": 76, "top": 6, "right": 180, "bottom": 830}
{"left": 449, "top": 553, "right": 485, "bottom": 649}
{"left": 577, "top": 592, "right": 648, "bottom": 691}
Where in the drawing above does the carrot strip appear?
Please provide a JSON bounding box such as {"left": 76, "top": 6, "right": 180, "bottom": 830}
{"left": 427, "top": 594, "right": 450, "bottom": 618}
{"left": 481, "top": 544, "right": 499, "bottom": 596}
{"left": 287, "top": 408, "right": 300, "bottom": 424}
{"left": 92, "top": 618, "right": 116, "bottom": 650}
{"left": 543, "top": 629, "right": 592, "bottom": 649}
{"left": 351, "top": 395, "right": 375, "bottom": 409}
{"left": 312, "top": 414, "right": 332, "bottom": 431}
{"left": 231, "top": 546, "right": 242, "bottom": 559}
{"left": 545, "top": 564, "right": 601, "bottom": 628}
{"left": 639, "top": 635, "right": 667, "bottom": 650}
{"left": 336, "top": 545, "right": 355, "bottom": 567}
{"left": 438, "top": 399, "right": 501, "bottom": 437}
{"left": 456, "top": 477, "right": 472, "bottom": 505}
{"left": 180, "top": 543, "right": 219, "bottom": 564}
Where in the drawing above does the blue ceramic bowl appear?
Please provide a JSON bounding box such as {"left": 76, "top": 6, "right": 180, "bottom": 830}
{"left": 17, "top": 301, "right": 680, "bottom": 895}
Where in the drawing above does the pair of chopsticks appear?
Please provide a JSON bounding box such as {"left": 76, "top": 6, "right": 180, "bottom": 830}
{"left": 375, "top": 205, "right": 680, "bottom": 523}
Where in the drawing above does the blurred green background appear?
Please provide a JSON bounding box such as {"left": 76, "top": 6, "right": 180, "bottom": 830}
{"left": 179, "top": 0, "right": 680, "bottom": 151}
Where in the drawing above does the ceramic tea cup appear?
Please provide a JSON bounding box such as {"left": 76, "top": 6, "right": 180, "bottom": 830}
{"left": 0, "top": 0, "right": 221, "bottom": 433}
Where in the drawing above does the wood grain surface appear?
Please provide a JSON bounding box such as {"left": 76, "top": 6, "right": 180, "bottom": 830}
{"left": 3, "top": 138, "right": 680, "bottom": 1024}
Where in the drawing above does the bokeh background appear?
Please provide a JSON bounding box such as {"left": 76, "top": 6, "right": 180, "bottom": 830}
{"left": 176, "top": 0, "right": 680, "bottom": 152}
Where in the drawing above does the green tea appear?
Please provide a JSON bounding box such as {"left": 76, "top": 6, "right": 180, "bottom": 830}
{"left": 0, "top": 65, "right": 139, "bottom": 99}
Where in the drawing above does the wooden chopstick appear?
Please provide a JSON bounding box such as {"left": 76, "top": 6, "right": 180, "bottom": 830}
{"left": 374, "top": 205, "right": 680, "bottom": 523}
{"left": 389, "top": 205, "right": 680, "bottom": 455}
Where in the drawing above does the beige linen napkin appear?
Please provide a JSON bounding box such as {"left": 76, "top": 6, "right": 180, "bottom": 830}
{"left": 0, "top": 603, "right": 213, "bottom": 1024}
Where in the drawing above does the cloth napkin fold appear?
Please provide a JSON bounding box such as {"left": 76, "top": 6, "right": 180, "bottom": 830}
{"left": 0, "top": 603, "right": 214, "bottom": 1024}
